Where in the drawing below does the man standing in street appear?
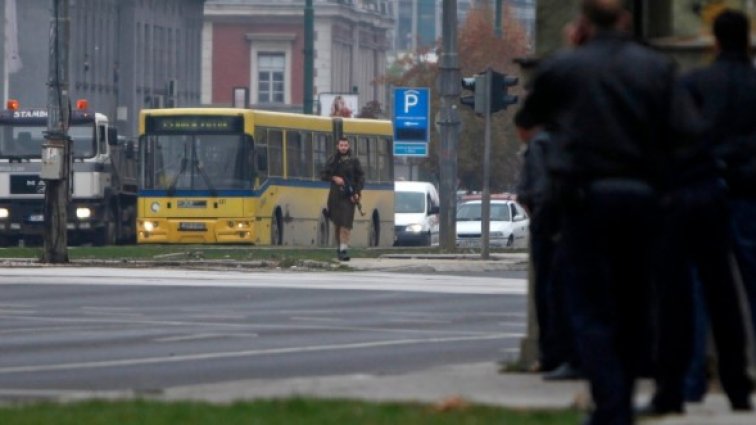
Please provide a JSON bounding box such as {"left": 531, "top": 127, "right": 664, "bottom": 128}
{"left": 320, "top": 137, "right": 365, "bottom": 261}
{"left": 514, "top": 0, "right": 698, "bottom": 423}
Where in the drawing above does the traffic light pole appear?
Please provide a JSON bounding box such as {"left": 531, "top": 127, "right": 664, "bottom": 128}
{"left": 42, "top": 0, "right": 71, "bottom": 263}
{"left": 481, "top": 69, "right": 492, "bottom": 260}
{"left": 437, "top": 0, "right": 461, "bottom": 250}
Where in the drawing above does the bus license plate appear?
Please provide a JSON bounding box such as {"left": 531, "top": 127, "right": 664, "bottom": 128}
{"left": 28, "top": 214, "right": 44, "bottom": 222}
{"left": 179, "top": 222, "right": 206, "bottom": 231}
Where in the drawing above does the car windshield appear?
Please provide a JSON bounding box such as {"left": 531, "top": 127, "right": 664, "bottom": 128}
{"left": 456, "top": 203, "right": 511, "bottom": 221}
{"left": 141, "top": 133, "right": 253, "bottom": 193}
{"left": 395, "top": 191, "right": 425, "bottom": 213}
{"left": 0, "top": 124, "right": 96, "bottom": 159}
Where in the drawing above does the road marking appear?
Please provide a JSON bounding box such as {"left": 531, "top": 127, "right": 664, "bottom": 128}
{"left": 0, "top": 303, "right": 36, "bottom": 309}
{"left": 154, "top": 333, "right": 259, "bottom": 343}
{"left": 0, "top": 309, "right": 36, "bottom": 315}
{"left": 0, "top": 268, "right": 526, "bottom": 295}
{"left": 387, "top": 318, "right": 451, "bottom": 324}
{"left": 0, "top": 313, "right": 502, "bottom": 337}
{"left": 0, "top": 333, "right": 521, "bottom": 375}
{"left": 289, "top": 316, "right": 346, "bottom": 323}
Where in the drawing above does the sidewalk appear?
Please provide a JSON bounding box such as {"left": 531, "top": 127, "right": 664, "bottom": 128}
{"left": 155, "top": 362, "right": 753, "bottom": 424}
{"left": 0, "top": 252, "right": 530, "bottom": 274}
{"left": 348, "top": 252, "right": 529, "bottom": 273}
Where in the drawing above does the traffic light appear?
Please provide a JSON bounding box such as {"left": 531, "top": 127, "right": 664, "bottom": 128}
{"left": 490, "top": 71, "right": 519, "bottom": 113}
{"left": 460, "top": 74, "right": 487, "bottom": 115}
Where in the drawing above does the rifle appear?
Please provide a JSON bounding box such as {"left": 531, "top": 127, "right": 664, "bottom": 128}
{"left": 342, "top": 176, "right": 366, "bottom": 216}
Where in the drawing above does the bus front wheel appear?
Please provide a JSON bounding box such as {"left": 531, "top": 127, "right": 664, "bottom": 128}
{"left": 368, "top": 212, "right": 380, "bottom": 247}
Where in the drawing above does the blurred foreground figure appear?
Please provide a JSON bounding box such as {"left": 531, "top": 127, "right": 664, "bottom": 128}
{"left": 682, "top": 8, "right": 756, "bottom": 358}
{"left": 515, "top": 0, "right": 699, "bottom": 423}
{"left": 647, "top": 9, "right": 755, "bottom": 415}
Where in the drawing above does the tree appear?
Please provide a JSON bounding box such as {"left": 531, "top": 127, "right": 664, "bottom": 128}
{"left": 356, "top": 100, "right": 385, "bottom": 119}
{"left": 383, "top": 2, "right": 531, "bottom": 191}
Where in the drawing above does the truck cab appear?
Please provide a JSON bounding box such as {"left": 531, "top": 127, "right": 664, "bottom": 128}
{"left": 0, "top": 99, "right": 137, "bottom": 246}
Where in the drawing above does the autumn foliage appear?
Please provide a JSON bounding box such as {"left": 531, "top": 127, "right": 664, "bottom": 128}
{"left": 383, "top": 2, "right": 531, "bottom": 191}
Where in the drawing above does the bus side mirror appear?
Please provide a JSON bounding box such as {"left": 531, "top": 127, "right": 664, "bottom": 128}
{"left": 429, "top": 205, "right": 440, "bottom": 215}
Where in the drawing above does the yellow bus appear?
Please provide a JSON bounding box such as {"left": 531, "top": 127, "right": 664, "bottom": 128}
{"left": 136, "top": 108, "right": 394, "bottom": 246}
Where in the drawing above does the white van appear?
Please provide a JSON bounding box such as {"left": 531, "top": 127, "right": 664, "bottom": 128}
{"left": 394, "top": 181, "right": 440, "bottom": 246}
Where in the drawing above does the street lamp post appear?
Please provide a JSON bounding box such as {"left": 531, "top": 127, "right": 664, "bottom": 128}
{"left": 304, "top": 0, "right": 315, "bottom": 114}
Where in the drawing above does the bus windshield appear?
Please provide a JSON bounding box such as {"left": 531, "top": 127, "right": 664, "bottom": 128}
{"left": 142, "top": 134, "right": 253, "bottom": 193}
{"left": 0, "top": 124, "right": 97, "bottom": 159}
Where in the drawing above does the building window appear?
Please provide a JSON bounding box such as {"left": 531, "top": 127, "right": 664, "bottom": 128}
{"left": 247, "top": 33, "right": 295, "bottom": 107}
{"left": 257, "top": 53, "right": 285, "bottom": 104}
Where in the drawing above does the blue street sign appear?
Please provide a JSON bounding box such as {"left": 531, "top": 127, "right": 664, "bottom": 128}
{"left": 394, "top": 142, "right": 428, "bottom": 157}
{"left": 393, "top": 87, "right": 430, "bottom": 157}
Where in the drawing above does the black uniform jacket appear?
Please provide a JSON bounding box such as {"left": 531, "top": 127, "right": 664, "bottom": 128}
{"left": 681, "top": 52, "right": 756, "bottom": 198}
{"left": 515, "top": 31, "right": 699, "bottom": 189}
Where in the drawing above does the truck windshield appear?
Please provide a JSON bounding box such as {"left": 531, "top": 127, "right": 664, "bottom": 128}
{"left": 395, "top": 191, "right": 425, "bottom": 213}
{"left": 0, "top": 124, "right": 97, "bottom": 159}
{"left": 142, "top": 134, "right": 253, "bottom": 193}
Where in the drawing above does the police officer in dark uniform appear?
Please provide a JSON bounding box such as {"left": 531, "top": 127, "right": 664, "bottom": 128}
{"left": 515, "top": 1, "right": 698, "bottom": 423}
{"left": 645, "top": 9, "right": 754, "bottom": 415}
{"left": 682, "top": 8, "right": 756, "bottom": 359}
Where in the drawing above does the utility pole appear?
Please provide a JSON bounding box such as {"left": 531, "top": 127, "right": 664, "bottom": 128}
{"left": 303, "top": 0, "right": 314, "bottom": 114}
{"left": 436, "top": 0, "right": 461, "bottom": 250}
{"left": 495, "top": 0, "right": 503, "bottom": 38}
{"left": 41, "top": 0, "right": 71, "bottom": 263}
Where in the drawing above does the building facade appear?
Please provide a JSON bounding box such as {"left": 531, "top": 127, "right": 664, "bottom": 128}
{"left": 203, "top": 0, "right": 394, "bottom": 114}
{"left": 0, "top": 0, "right": 204, "bottom": 139}
{"left": 391, "top": 0, "right": 535, "bottom": 56}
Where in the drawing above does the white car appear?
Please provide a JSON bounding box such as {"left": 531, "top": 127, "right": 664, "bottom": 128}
{"left": 456, "top": 199, "right": 529, "bottom": 248}
{"left": 394, "top": 181, "right": 440, "bottom": 246}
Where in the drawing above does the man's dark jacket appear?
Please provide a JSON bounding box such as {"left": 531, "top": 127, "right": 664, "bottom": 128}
{"left": 515, "top": 31, "right": 698, "bottom": 189}
{"left": 320, "top": 150, "right": 365, "bottom": 229}
{"left": 681, "top": 52, "right": 756, "bottom": 198}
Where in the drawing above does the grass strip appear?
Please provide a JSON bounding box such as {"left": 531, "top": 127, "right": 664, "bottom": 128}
{"left": 0, "top": 398, "right": 580, "bottom": 425}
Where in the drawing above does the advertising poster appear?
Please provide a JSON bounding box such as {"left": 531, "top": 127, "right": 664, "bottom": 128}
{"left": 318, "top": 93, "right": 359, "bottom": 118}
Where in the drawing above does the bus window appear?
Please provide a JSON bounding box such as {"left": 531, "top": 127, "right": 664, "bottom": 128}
{"left": 313, "top": 132, "right": 330, "bottom": 177}
{"left": 286, "top": 131, "right": 304, "bottom": 178}
{"left": 357, "top": 136, "right": 370, "bottom": 180}
{"left": 254, "top": 127, "right": 268, "bottom": 178}
{"left": 268, "top": 129, "right": 283, "bottom": 177}
{"left": 367, "top": 137, "right": 379, "bottom": 181}
{"left": 378, "top": 137, "right": 392, "bottom": 182}
{"left": 303, "top": 132, "right": 313, "bottom": 178}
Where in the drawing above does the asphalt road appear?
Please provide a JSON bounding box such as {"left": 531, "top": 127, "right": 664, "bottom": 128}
{"left": 0, "top": 267, "right": 526, "bottom": 399}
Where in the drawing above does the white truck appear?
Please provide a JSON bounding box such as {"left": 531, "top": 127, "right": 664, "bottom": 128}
{"left": 0, "top": 100, "right": 137, "bottom": 246}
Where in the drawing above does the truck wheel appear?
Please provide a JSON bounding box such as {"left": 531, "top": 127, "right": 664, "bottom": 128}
{"left": 96, "top": 210, "right": 117, "bottom": 246}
